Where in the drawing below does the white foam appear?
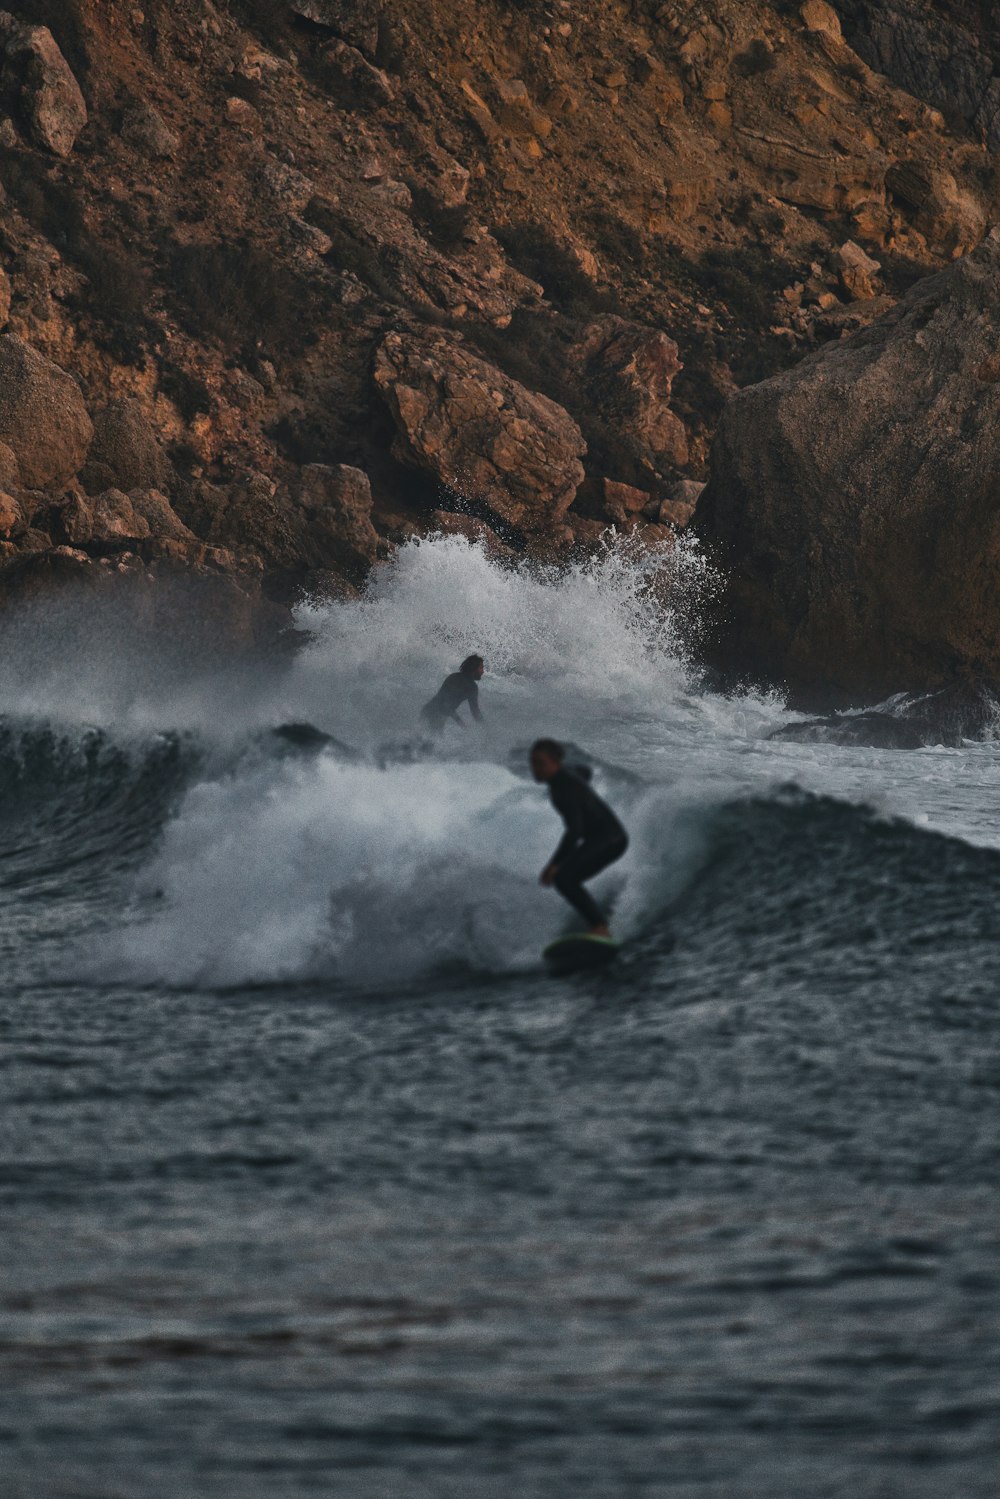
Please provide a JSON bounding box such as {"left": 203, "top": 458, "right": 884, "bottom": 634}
{"left": 19, "top": 531, "right": 1000, "bottom": 987}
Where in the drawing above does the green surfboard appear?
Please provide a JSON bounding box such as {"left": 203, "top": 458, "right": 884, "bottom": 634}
{"left": 542, "top": 933, "right": 622, "bottom": 975}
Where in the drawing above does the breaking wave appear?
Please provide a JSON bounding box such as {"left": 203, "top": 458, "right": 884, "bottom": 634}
{"left": 2, "top": 532, "right": 999, "bottom": 991}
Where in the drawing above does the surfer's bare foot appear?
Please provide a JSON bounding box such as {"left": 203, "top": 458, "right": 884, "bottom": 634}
{"left": 590, "top": 923, "right": 610, "bottom": 938}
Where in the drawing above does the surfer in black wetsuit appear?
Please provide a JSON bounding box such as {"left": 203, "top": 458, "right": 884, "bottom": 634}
{"left": 531, "top": 738, "right": 628, "bottom": 936}
{"left": 420, "top": 654, "right": 485, "bottom": 734}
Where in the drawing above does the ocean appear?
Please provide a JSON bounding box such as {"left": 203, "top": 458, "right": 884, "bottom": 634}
{"left": 3, "top": 534, "right": 1000, "bottom": 1497}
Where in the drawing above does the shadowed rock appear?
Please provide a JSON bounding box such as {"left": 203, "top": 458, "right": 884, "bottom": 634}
{"left": 770, "top": 680, "right": 1000, "bottom": 747}
{"left": 695, "top": 230, "right": 1000, "bottom": 704}
{"left": 835, "top": 0, "right": 1000, "bottom": 149}
{"left": 82, "top": 398, "right": 170, "bottom": 495}
{"left": 0, "top": 336, "right": 92, "bottom": 491}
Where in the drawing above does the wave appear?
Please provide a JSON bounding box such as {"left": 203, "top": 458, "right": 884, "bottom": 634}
{"left": 2, "top": 534, "right": 998, "bottom": 992}
{"left": 92, "top": 755, "right": 1000, "bottom": 990}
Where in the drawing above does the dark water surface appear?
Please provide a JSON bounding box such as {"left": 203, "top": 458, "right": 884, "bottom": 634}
{"left": 3, "top": 542, "right": 1000, "bottom": 1496}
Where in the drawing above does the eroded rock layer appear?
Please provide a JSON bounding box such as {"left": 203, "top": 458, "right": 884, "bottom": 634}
{"left": 0, "top": 0, "right": 997, "bottom": 640}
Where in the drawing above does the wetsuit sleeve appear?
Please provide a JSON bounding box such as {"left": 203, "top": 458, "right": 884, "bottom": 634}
{"left": 465, "top": 680, "right": 483, "bottom": 722}
{"left": 550, "top": 780, "right": 583, "bottom": 866}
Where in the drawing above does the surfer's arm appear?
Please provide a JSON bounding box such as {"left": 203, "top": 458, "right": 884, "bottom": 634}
{"left": 465, "top": 681, "right": 483, "bottom": 723}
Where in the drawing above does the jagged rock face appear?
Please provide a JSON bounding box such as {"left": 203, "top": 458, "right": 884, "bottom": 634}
{"left": 0, "top": 335, "right": 92, "bottom": 490}
{"left": 695, "top": 231, "right": 1000, "bottom": 704}
{"left": 0, "top": 0, "right": 998, "bottom": 632}
{"left": 571, "top": 319, "right": 689, "bottom": 470}
{"left": 373, "top": 331, "right": 586, "bottom": 533}
{"left": 834, "top": 0, "right": 1000, "bottom": 147}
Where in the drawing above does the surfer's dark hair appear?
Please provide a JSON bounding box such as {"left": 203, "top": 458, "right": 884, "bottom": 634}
{"left": 531, "top": 738, "right": 565, "bottom": 761}
{"left": 460, "top": 654, "right": 484, "bottom": 675}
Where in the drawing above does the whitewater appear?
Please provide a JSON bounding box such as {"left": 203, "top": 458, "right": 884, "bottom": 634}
{"left": 4, "top": 533, "right": 1000, "bottom": 1498}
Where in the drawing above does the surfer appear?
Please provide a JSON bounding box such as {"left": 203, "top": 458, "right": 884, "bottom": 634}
{"left": 420, "top": 654, "right": 485, "bottom": 734}
{"left": 531, "top": 739, "right": 628, "bottom": 937}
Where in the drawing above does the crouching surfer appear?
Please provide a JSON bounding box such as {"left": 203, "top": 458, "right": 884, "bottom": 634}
{"left": 420, "top": 654, "right": 485, "bottom": 735}
{"left": 530, "top": 738, "right": 628, "bottom": 937}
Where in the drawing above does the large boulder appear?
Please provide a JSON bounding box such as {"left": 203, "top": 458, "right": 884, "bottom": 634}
{"left": 0, "top": 14, "right": 87, "bottom": 156}
{"left": 695, "top": 230, "right": 1000, "bottom": 704}
{"left": 81, "top": 398, "right": 170, "bottom": 494}
{"left": 373, "top": 331, "right": 586, "bottom": 532}
{"left": 0, "top": 335, "right": 92, "bottom": 490}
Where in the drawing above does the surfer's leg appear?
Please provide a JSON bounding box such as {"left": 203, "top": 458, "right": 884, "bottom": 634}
{"left": 553, "top": 863, "right": 605, "bottom": 926}
{"left": 553, "top": 837, "right": 628, "bottom": 928}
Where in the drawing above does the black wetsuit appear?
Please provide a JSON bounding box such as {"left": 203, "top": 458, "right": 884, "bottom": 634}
{"left": 546, "top": 766, "right": 628, "bottom": 927}
{"left": 420, "top": 671, "right": 482, "bottom": 732}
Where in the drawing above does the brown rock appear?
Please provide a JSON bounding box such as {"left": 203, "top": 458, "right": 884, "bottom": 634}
{"left": 424, "top": 153, "right": 470, "bottom": 210}
{"left": 566, "top": 515, "right": 609, "bottom": 547}
{"left": 19, "top": 526, "right": 52, "bottom": 552}
{"left": 0, "top": 489, "right": 21, "bottom": 538}
{"left": 695, "top": 230, "right": 1000, "bottom": 701}
{"left": 886, "top": 162, "right": 987, "bottom": 259}
{"left": 799, "top": 0, "right": 842, "bottom": 40}
{"left": 373, "top": 331, "right": 586, "bottom": 531}
{"left": 658, "top": 497, "right": 697, "bottom": 528}
{"left": 82, "top": 398, "right": 169, "bottom": 494}
{"left": 659, "top": 479, "right": 704, "bottom": 527}
{"left": 0, "top": 16, "right": 87, "bottom": 157}
{"left": 602, "top": 479, "right": 651, "bottom": 526}
{"left": 89, "top": 489, "right": 150, "bottom": 542}
{"left": 321, "top": 40, "right": 395, "bottom": 105}
{"left": 0, "top": 335, "right": 92, "bottom": 490}
{"left": 298, "top": 463, "right": 380, "bottom": 572}
{"left": 224, "top": 96, "right": 261, "bottom": 131}
{"left": 0, "top": 266, "right": 10, "bottom": 331}
{"left": 0, "top": 438, "right": 19, "bottom": 491}
{"left": 259, "top": 158, "right": 316, "bottom": 214}
{"left": 120, "top": 101, "right": 178, "bottom": 158}
{"left": 369, "top": 178, "right": 413, "bottom": 212}
{"left": 837, "top": 239, "right": 881, "bottom": 300}
{"left": 572, "top": 318, "right": 689, "bottom": 467}
{"left": 129, "top": 488, "right": 195, "bottom": 542}
{"left": 207, "top": 473, "right": 313, "bottom": 573}
{"left": 545, "top": 83, "right": 579, "bottom": 116}
{"left": 49, "top": 488, "right": 192, "bottom": 548}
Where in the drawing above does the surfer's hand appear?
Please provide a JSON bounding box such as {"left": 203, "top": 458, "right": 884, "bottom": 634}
{"left": 540, "top": 863, "right": 557, "bottom": 886}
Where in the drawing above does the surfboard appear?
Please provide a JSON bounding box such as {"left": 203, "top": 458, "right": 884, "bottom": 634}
{"left": 542, "top": 933, "right": 622, "bottom": 975}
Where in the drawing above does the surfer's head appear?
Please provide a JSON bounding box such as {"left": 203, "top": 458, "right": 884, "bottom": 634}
{"left": 461, "top": 654, "right": 485, "bottom": 680}
{"left": 530, "top": 738, "right": 564, "bottom": 783}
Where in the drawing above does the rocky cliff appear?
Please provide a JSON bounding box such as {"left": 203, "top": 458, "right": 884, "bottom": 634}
{"left": 0, "top": 0, "right": 997, "bottom": 643}
{"left": 696, "top": 231, "right": 1000, "bottom": 704}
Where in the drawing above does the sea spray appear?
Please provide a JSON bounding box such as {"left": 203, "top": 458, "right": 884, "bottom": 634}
{"left": 97, "top": 532, "right": 726, "bottom": 986}
{"left": 289, "top": 529, "right": 719, "bottom": 746}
